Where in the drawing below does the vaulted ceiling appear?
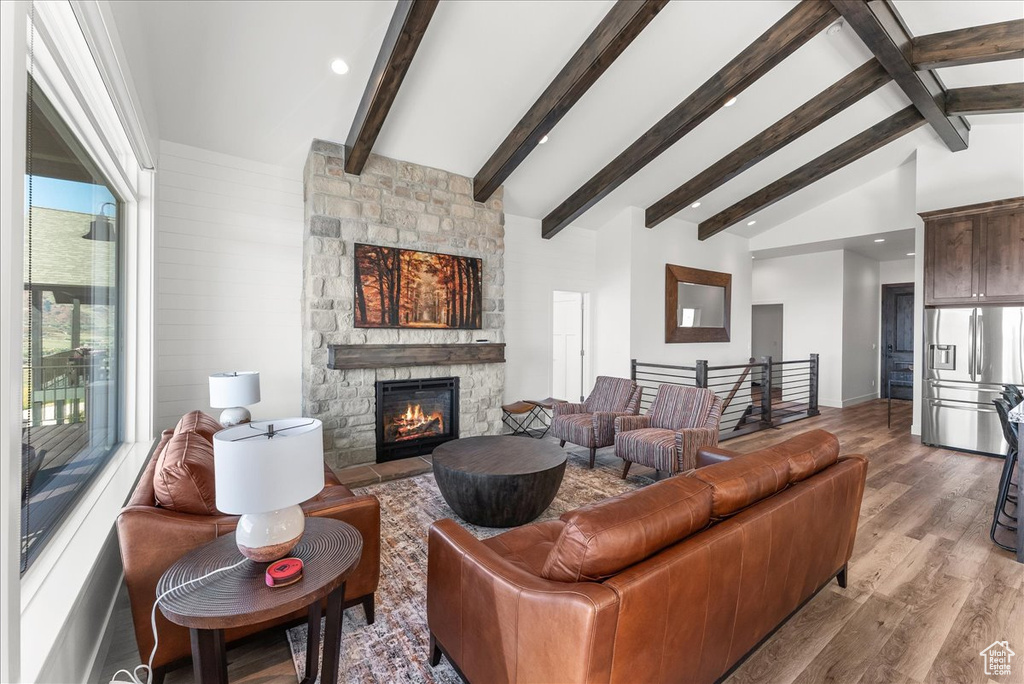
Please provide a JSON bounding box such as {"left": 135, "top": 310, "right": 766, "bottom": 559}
{"left": 111, "top": 0, "right": 1024, "bottom": 239}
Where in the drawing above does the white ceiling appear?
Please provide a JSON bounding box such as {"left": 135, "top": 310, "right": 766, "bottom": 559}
{"left": 111, "top": 0, "right": 1024, "bottom": 236}
{"left": 751, "top": 227, "right": 917, "bottom": 262}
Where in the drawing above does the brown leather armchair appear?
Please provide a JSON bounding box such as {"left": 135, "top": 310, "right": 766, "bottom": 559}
{"left": 116, "top": 418, "right": 380, "bottom": 679}
{"left": 427, "top": 430, "right": 866, "bottom": 684}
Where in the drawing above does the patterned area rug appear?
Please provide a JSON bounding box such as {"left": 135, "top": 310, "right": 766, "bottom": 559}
{"left": 286, "top": 446, "right": 651, "bottom": 683}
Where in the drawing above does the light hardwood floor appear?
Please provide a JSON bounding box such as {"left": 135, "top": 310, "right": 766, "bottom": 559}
{"left": 99, "top": 400, "right": 1022, "bottom": 684}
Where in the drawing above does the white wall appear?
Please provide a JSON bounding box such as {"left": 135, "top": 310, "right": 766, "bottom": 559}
{"left": 750, "top": 163, "right": 918, "bottom": 252}
{"left": 753, "top": 251, "right": 845, "bottom": 406}
{"left": 630, "top": 212, "right": 753, "bottom": 367}
{"left": 504, "top": 214, "right": 596, "bottom": 402}
{"left": 880, "top": 258, "right": 914, "bottom": 284}
{"left": 916, "top": 120, "right": 1024, "bottom": 213}
{"left": 842, "top": 251, "right": 881, "bottom": 406}
{"left": 593, "top": 208, "right": 634, "bottom": 379}
{"left": 155, "top": 141, "right": 303, "bottom": 429}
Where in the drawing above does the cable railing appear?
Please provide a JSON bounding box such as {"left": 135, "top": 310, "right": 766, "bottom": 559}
{"left": 631, "top": 354, "right": 820, "bottom": 441}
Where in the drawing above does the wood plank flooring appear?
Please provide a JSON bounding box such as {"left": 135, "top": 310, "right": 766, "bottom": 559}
{"left": 98, "top": 400, "right": 1023, "bottom": 684}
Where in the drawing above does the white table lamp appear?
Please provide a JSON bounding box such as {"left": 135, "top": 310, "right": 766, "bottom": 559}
{"left": 213, "top": 418, "right": 325, "bottom": 562}
{"left": 209, "top": 371, "right": 260, "bottom": 427}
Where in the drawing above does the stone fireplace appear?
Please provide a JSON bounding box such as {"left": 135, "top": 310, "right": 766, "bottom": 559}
{"left": 376, "top": 377, "right": 458, "bottom": 463}
{"left": 302, "top": 140, "right": 505, "bottom": 469}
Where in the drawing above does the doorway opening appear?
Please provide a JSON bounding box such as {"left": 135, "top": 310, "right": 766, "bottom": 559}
{"left": 881, "top": 283, "right": 914, "bottom": 401}
{"left": 552, "top": 291, "right": 589, "bottom": 402}
{"left": 752, "top": 304, "right": 784, "bottom": 390}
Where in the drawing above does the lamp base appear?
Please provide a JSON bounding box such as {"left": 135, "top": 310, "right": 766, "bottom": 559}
{"left": 235, "top": 505, "right": 305, "bottom": 562}
{"left": 219, "top": 406, "right": 251, "bottom": 428}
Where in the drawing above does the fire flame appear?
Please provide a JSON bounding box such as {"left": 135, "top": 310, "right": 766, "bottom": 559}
{"left": 388, "top": 403, "right": 444, "bottom": 441}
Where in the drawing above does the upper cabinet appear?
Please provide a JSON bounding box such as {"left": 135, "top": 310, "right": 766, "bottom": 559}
{"left": 922, "top": 197, "right": 1024, "bottom": 307}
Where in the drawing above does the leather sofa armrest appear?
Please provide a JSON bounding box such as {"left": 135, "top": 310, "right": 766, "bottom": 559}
{"left": 427, "top": 519, "right": 619, "bottom": 684}
{"left": 554, "top": 402, "right": 587, "bottom": 417}
{"left": 696, "top": 445, "right": 740, "bottom": 468}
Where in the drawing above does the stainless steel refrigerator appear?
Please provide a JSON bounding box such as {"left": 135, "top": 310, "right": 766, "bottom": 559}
{"left": 924, "top": 306, "right": 1024, "bottom": 456}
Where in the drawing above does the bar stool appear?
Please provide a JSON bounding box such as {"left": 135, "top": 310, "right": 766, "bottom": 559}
{"left": 991, "top": 398, "right": 1019, "bottom": 552}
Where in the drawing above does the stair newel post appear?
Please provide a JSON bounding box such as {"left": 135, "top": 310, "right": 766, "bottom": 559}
{"left": 808, "top": 353, "right": 820, "bottom": 417}
{"left": 761, "top": 356, "right": 773, "bottom": 427}
{"left": 695, "top": 360, "right": 709, "bottom": 389}
{"left": 631, "top": 358, "right": 637, "bottom": 383}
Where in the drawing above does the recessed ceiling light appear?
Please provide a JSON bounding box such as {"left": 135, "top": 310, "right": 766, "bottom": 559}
{"left": 907, "top": 252, "right": 915, "bottom": 256}
{"left": 827, "top": 20, "right": 844, "bottom": 36}
{"left": 330, "top": 58, "right": 350, "bottom": 75}
{"left": 539, "top": 135, "right": 549, "bottom": 145}
{"left": 724, "top": 96, "right": 738, "bottom": 108}
{"left": 751, "top": 256, "right": 755, "bottom": 259}
{"left": 747, "top": 220, "right": 756, "bottom": 226}
{"left": 691, "top": 201, "right": 701, "bottom": 208}
{"left": 874, "top": 238, "right": 885, "bottom": 242}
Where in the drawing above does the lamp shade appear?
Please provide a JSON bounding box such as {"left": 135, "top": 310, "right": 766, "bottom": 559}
{"left": 213, "top": 418, "right": 324, "bottom": 514}
{"left": 209, "top": 371, "right": 260, "bottom": 408}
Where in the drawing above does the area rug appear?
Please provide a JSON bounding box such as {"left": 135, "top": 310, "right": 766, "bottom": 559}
{"left": 286, "top": 446, "right": 651, "bottom": 683}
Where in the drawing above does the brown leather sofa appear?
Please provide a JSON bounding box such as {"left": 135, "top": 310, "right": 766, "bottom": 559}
{"left": 116, "top": 412, "right": 380, "bottom": 679}
{"left": 427, "top": 429, "right": 866, "bottom": 684}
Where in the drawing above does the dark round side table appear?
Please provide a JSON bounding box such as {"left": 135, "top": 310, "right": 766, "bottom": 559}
{"left": 157, "top": 518, "right": 362, "bottom": 684}
{"left": 433, "top": 435, "right": 567, "bottom": 527}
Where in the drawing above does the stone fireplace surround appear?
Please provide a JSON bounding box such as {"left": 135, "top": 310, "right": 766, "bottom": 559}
{"left": 302, "top": 140, "right": 506, "bottom": 469}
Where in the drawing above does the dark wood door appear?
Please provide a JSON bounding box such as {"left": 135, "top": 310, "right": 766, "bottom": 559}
{"left": 881, "top": 283, "right": 914, "bottom": 400}
{"left": 925, "top": 216, "right": 977, "bottom": 305}
{"left": 979, "top": 209, "right": 1024, "bottom": 303}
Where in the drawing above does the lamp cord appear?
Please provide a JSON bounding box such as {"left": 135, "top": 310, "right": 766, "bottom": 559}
{"left": 109, "top": 558, "right": 248, "bottom": 684}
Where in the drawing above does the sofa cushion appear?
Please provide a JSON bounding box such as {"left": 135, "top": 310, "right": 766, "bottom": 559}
{"left": 153, "top": 432, "right": 220, "bottom": 515}
{"left": 173, "top": 410, "right": 222, "bottom": 443}
{"left": 541, "top": 476, "right": 712, "bottom": 583}
{"left": 691, "top": 449, "right": 791, "bottom": 517}
{"left": 780, "top": 430, "right": 840, "bottom": 481}
{"left": 484, "top": 520, "right": 564, "bottom": 577}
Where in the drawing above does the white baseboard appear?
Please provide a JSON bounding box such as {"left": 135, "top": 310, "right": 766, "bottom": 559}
{"left": 842, "top": 393, "right": 879, "bottom": 408}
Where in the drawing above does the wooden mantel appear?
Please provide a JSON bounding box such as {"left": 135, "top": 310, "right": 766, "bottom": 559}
{"left": 327, "top": 343, "right": 505, "bottom": 370}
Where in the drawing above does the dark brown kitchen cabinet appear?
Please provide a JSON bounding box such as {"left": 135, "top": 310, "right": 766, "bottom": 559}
{"left": 922, "top": 197, "right": 1024, "bottom": 306}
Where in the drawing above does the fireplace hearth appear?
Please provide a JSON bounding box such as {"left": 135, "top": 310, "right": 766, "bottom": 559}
{"left": 376, "top": 377, "right": 459, "bottom": 463}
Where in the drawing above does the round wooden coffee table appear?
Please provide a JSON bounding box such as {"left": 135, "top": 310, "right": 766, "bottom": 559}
{"left": 432, "top": 436, "right": 567, "bottom": 527}
{"left": 157, "top": 518, "right": 362, "bottom": 684}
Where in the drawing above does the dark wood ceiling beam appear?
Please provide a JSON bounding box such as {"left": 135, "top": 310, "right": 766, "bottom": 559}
{"left": 945, "top": 83, "right": 1024, "bottom": 116}
{"left": 698, "top": 105, "right": 926, "bottom": 240}
{"left": 345, "top": 0, "right": 438, "bottom": 175}
{"left": 831, "top": 0, "right": 968, "bottom": 152}
{"left": 646, "top": 59, "right": 891, "bottom": 229}
{"left": 473, "top": 0, "right": 668, "bottom": 203}
{"left": 911, "top": 19, "right": 1024, "bottom": 70}
{"left": 540, "top": 0, "right": 839, "bottom": 239}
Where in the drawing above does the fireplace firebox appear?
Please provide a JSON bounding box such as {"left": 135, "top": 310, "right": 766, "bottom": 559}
{"left": 375, "top": 377, "right": 459, "bottom": 463}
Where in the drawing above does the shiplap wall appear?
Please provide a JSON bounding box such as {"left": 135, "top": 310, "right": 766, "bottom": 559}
{"left": 155, "top": 140, "right": 303, "bottom": 430}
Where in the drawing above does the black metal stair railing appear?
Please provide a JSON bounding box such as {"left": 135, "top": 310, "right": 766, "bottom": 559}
{"left": 631, "top": 354, "right": 820, "bottom": 441}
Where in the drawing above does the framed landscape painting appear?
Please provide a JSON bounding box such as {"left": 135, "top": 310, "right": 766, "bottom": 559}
{"left": 354, "top": 243, "right": 483, "bottom": 329}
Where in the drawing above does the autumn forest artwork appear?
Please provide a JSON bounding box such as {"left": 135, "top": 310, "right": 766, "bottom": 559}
{"left": 354, "top": 244, "right": 483, "bottom": 329}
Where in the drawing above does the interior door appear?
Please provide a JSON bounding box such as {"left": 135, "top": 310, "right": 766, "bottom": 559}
{"left": 552, "top": 291, "right": 584, "bottom": 401}
{"left": 751, "top": 304, "right": 783, "bottom": 389}
{"left": 881, "top": 284, "right": 915, "bottom": 400}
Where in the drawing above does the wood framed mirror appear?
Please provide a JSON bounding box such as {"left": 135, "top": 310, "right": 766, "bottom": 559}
{"left": 665, "top": 264, "right": 731, "bottom": 343}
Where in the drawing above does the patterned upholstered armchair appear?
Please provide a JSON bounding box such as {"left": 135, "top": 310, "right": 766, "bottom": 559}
{"left": 551, "top": 376, "right": 642, "bottom": 468}
{"left": 614, "top": 384, "right": 723, "bottom": 479}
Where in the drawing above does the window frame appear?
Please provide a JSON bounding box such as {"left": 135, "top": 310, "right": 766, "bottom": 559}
{"left": 1, "top": 1, "right": 155, "bottom": 680}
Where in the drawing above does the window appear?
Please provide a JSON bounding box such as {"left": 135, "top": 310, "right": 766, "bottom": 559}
{"left": 20, "top": 78, "right": 122, "bottom": 572}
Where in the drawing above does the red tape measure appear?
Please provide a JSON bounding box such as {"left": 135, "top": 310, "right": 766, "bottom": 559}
{"left": 266, "top": 557, "right": 303, "bottom": 587}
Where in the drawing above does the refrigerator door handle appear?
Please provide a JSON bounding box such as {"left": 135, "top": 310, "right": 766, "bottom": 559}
{"left": 968, "top": 310, "right": 976, "bottom": 382}
{"left": 975, "top": 313, "right": 984, "bottom": 377}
